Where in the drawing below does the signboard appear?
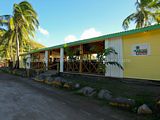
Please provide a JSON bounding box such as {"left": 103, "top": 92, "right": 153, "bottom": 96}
{"left": 132, "top": 43, "right": 150, "bottom": 56}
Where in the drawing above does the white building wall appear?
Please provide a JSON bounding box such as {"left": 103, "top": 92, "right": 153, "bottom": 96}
{"left": 105, "top": 37, "right": 123, "bottom": 78}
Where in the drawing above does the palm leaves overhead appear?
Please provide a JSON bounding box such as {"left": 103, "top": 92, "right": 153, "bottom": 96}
{"left": 0, "top": 1, "right": 39, "bottom": 68}
{"left": 13, "top": 1, "right": 39, "bottom": 40}
{"left": 0, "top": 15, "right": 11, "bottom": 30}
{"left": 122, "top": 0, "right": 160, "bottom": 30}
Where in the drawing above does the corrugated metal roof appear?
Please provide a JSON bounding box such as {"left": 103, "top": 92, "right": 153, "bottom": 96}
{"left": 21, "top": 24, "right": 160, "bottom": 56}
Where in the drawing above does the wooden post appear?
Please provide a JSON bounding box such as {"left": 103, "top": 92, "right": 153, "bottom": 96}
{"left": 57, "top": 62, "right": 60, "bottom": 73}
{"left": 79, "top": 44, "right": 83, "bottom": 73}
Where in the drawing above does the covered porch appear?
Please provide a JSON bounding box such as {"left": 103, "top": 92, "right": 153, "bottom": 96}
{"left": 23, "top": 37, "right": 123, "bottom": 78}
{"left": 29, "top": 48, "right": 61, "bottom": 71}
{"left": 64, "top": 41, "right": 105, "bottom": 75}
{"left": 24, "top": 40, "right": 106, "bottom": 75}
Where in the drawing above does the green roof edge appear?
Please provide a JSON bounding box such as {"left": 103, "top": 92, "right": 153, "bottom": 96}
{"left": 21, "top": 24, "right": 160, "bottom": 56}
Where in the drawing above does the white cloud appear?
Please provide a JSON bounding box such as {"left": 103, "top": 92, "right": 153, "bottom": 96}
{"left": 64, "top": 28, "right": 102, "bottom": 43}
{"left": 80, "top": 28, "right": 102, "bottom": 40}
{"left": 38, "top": 26, "right": 49, "bottom": 36}
{"left": 64, "top": 35, "right": 77, "bottom": 43}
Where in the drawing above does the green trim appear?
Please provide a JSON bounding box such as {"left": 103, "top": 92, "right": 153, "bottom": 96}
{"left": 21, "top": 24, "right": 160, "bottom": 56}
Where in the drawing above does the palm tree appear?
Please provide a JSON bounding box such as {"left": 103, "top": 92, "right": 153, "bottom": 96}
{"left": 0, "top": 1, "right": 39, "bottom": 68}
{"left": 89, "top": 45, "right": 123, "bottom": 73}
{"left": 96, "top": 47, "right": 123, "bottom": 73}
{"left": 122, "top": 0, "right": 160, "bottom": 30}
{"left": 0, "top": 15, "right": 11, "bottom": 59}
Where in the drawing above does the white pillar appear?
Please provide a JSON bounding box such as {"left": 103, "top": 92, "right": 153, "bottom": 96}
{"left": 26, "top": 54, "right": 31, "bottom": 69}
{"left": 60, "top": 48, "right": 64, "bottom": 72}
{"left": 45, "top": 51, "right": 49, "bottom": 70}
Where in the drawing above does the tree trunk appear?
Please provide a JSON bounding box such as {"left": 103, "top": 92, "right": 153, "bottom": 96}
{"left": 15, "top": 32, "right": 20, "bottom": 69}
{"left": 10, "top": 45, "right": 13, "bottom": 61}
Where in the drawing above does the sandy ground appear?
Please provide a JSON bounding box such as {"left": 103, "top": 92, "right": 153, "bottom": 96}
{"left": 0, "top": 71, "right": 144, "bottom": 120}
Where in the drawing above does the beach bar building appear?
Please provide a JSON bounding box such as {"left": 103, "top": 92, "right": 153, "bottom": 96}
{"left": 20, "top": 24, "right": 160, "bottom": 81}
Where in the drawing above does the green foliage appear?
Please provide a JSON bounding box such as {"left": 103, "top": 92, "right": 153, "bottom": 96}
{"left": 64, "top": 47, "right": 80, "bottom": 61}
{"left": 90, "top": 46, "right": 123, "bottom": 73}
{"left": 123, "top": 0, "right": 160, "bottom": 30}
{"left": 0, "top": 1, "right": 40, "bottom": 67}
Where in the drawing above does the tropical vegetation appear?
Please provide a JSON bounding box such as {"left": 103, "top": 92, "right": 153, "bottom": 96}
{"left": 123, "top": 0, "right": 160, "bottom": 30}
{"left": 89, "top": 45, "right": 123, "bottom": 73}
{"left": 0, "top": 1, "right": 43, "bottom": 68}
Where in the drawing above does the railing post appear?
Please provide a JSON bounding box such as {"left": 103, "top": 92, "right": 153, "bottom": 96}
{"left": 79, "top": 44, "right": 83, "bottom": 73}
{"left": 45, "top": 50, "right": 49, "bottom": 70}
{"left": 60, "top": 48, "right": 64, "bottom": 72}
{"left": 57, "top": 62, "right": 60, "bottom": 73}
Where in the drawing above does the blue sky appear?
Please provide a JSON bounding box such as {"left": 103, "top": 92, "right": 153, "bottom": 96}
{"left": 0, "top": 0, "right": 136, "bottom": 47}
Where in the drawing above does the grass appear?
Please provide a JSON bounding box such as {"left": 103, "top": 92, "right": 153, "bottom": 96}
{"left": 62, "top": 75, "right": 160, "bottom": 111}
{"left": 32, "top": 74, "right": 160, "bottom": 120}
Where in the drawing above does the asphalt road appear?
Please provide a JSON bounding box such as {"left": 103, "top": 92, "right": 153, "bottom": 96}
{"left": 0, "top": 71, "right": 143, "bottom": 120}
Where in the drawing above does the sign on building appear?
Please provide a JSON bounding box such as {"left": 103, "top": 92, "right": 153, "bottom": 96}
{"left": 132, "top": 43, "right": 150, "bottom": 56}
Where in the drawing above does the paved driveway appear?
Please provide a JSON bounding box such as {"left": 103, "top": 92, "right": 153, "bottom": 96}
{"left": 0, "top": 71, "right": 144, "bottom": 120}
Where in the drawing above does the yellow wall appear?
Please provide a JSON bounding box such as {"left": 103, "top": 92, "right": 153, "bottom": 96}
{"left": 123, "top": 29, "right": 160, "bottom": 80}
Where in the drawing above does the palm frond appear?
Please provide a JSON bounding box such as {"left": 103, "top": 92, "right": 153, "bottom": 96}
{"left": 122, "top": 13, "right": 136, "bottom": 30}
{"left": 106, "top": 62, "right": 124, "bottom": 70}
{"left": 123, "top": 0, "right": 160, "bottom": 29}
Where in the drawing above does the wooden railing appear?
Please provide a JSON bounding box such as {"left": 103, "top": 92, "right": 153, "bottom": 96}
{"left": 64, "top": 61, "right": 80, "bottom": 72}
{"left": 64, "top": 60, "right": 105, "bottom": 75}
{"left": 30, "top": 61, "right": 105, "bottom": 75}
{"left": 31, "top": 62, "right": 45, "bottom": 69}
{"left": 48, "top": 62, "right": 59, "bottom": 71}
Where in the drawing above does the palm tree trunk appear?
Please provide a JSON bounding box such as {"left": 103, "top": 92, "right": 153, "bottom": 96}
{"left": 10, "top": 45, "right": 13, "bottom": 61}
{"left": 16, "top": 31, "right": 20, "bottom": 69}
